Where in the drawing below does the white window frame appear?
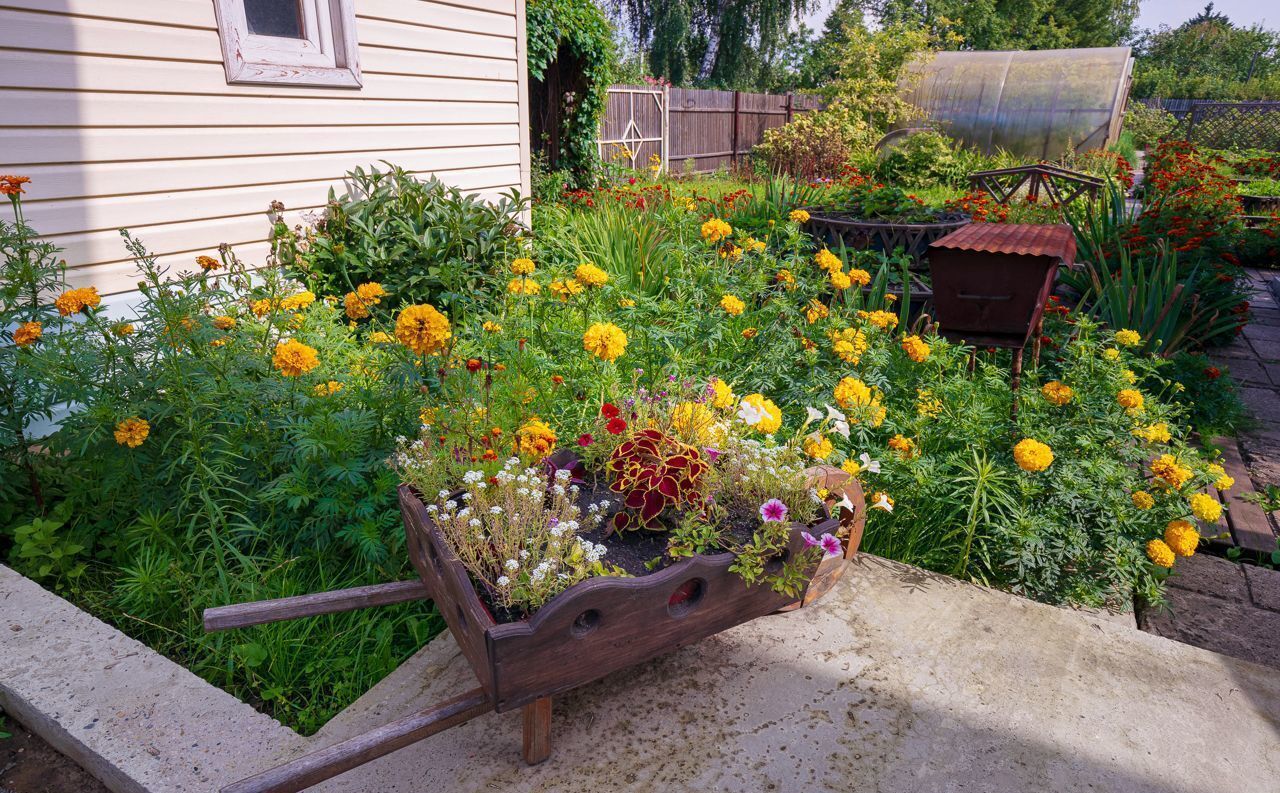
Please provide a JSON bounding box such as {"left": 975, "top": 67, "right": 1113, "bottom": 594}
{"left": 213, "top": 0, "right": 362, "bottom": 88}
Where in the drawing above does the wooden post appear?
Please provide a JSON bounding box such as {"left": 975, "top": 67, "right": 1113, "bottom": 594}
{"left": 522, "top": 697, "right": 552, "bottom": 765}
{"left": 730, "top": 90, "right": 740, "bottom": 169}
{"left": 785, "top": 92, "right": 793, "bottom": 123}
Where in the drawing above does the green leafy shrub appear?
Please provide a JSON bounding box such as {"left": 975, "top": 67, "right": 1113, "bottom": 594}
{"left": 752, "top": 108, "right": 867, "bottom": 179}
{"left": 1122, "top": 103, "right": 1178, "bottom": 149}
{"left": 873, "top": 130, "right": 972, "bottom": 189}
{"left": 292, "top": 164, "right": 527, "bottom": 312}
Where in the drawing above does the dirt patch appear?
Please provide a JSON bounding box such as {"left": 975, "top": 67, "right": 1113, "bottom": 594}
{"left": 0, "top": 712, "right": 109, "bottom": 793}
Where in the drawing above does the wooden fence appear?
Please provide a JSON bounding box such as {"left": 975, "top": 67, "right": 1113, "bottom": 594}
{"left": 598, "top": 85, "right": 822, "bottom": 174}
{"left": 1139, "top": 99, "right": 1280, "bottom": 150}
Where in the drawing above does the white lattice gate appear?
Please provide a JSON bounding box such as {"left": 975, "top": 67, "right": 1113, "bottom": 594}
{"left": 597, "top": 85, "right": 668, "bottom": 173}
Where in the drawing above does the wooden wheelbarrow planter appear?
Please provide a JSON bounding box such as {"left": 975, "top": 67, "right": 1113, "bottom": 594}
{"left": 203, "top": 466, "right": 865, "bottom": 793}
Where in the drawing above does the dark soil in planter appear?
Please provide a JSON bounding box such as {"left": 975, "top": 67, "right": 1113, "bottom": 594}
{"left": 463, "top": 475, "right": 821, "bottom": 625}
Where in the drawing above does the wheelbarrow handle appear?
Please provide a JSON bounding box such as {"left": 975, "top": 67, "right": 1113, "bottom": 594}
{"left": 203, "top": 580, "right": 430, "bottom": 632}
{"left": 222, "top": 687, "right": 492, "bottom": 793}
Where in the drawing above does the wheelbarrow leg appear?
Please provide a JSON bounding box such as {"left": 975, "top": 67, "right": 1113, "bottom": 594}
{"left": 522, "top": 697, "right": 552, "bottom": 765}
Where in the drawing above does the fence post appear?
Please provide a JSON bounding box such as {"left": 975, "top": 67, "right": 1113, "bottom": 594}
{"left": 731, "top": 90, "right": 741, "bottom": 168}
{"left": 661, "top": 84, "right": 670, "bottom": 175}
{"left": 785, "top": 93, "right": 793, "bottom": 124}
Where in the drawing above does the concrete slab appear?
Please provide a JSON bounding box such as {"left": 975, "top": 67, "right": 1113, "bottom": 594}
{"left": 297, "top": 556, "right": 1280, "bottom": 793}
{"left": 0, "top": 565, "right": 305, "bottom": 793}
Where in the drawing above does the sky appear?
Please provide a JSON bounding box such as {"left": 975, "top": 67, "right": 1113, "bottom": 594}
{"left": 800, "top": 1, "right": 1273, "bottom": 35}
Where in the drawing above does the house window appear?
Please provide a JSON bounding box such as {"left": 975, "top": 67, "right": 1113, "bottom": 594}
{"left": 213, "top": 0, "right": 362, "bottom": 88}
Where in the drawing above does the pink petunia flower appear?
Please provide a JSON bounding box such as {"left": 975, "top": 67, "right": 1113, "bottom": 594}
{"left": 819, "top": 533, "right": 842, "bottom": 558}
{"left": 801, "top": 531, "right": 820, "bottom": 547}
{"left": 759, "top": 498, "right": 789, "bottom": 523}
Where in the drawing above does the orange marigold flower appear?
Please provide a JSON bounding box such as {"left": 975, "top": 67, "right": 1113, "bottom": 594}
{"left": 0, "top": 175, "right": 31, "bottom": 196}
{"left": 53, "top": 286, "right": 101, "bottom": 316}
{"left": 272, "top": 339, "right": 320, "bottom": 377}
{"left": 14, "top": 321, "right": 42, "bottom": 347}
{"left": 113, "top": 417, "right": 150, "bottom": 448}
{"left": 196, "top": 255, "right": 221, "bottom": 271}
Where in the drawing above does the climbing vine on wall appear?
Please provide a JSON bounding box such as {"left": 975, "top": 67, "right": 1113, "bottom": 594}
{"left": 526, "top": 0, "right": 616, "bottom": 186}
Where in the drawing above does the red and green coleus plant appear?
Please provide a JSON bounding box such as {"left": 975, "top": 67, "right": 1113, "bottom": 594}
{"left": 606, "top": 428, "right": 710, "bottom": 532}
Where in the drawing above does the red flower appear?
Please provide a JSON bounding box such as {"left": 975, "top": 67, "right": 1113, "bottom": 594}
{"left": 1204, "top": 366, "right": 1221, "bottom": 380}
{"left": 577, "top": 433, "right": 594, "bottom": 447}
{"left": 606, "top": 417, "right": 628, "bottom": 435}
{"left": 601, "top": 403, "right": 620, "bottom": 419}
{"left": 466, "top": 358, "right": 482, "bottom": 373}
{"left": 551, "top": 375, "right": 565, "bottom": 385}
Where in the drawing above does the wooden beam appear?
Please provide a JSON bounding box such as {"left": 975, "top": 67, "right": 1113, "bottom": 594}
{"left": 203, "top": 580, "right": 430, "bottom": 632}
{"left": 222, "top": 688, "right": 492, "bottom": 793}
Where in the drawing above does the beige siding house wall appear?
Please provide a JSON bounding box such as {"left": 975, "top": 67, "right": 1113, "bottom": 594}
{"left": 2, "top": 0, "right": 531, "bottom": 298}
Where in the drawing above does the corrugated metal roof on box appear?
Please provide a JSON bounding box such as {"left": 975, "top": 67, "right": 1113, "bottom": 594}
{"left": 928, "top": 223, "right": 1077, "bottom": 264}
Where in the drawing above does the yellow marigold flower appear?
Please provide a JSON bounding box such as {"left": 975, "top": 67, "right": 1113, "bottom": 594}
{"left": 619, "top": 298, "right": 636, "bottom": 308}
{"left": 1116, "top": 388, "right": 1144, "bottom": 414}
{"left": 740, "top": 393, "right": 781, "bottom": 434}
{"left": 210, "top": 337, "right": 228, "bottom": 347}
{"left": 848, "top": 268, "right": 871, "bottom": 287}
{"left": 313, "top": 380, "right": 343, "bottom": 396}
{"left": 213, "top": 315, "right": 236, "bottom": 331}
{"left": 831, "top": 327, "right": 869, "bottom": 364}
{"left": 868, "top": 402, "right": 887, "bottom": 428}
{"left": 721, "top": 244, "right": 744, "bottom": 261}
{"left": 789, "top": 209, "right": 810, "bottom": 223}
{"left": 775, "top": 269, "right": 796, "bottom": 289}
{"left": 710, "top": 378, "right": 735, "bottom": 409}
{"left": 356, "top": 282, "right": 386, "bottom": 302}
{"left": 113, "top": 417, "right": 150, "bottom": 448}
{"left": 344, "top": 292, "right": 370, "bottom": 320}
{"left": 741, "top": 327, "right": 757, "bottom": 339}
{"left": 481, "top": 321, "right": 502, "bottom": 334}
{"left": 418, "top": 406, "right": 437, "bottom": 427}
{"left": 1151, "top": 454, "right": 1192, "bottom": 489}
{"left": 804, "top": 434, "right": 834, "bottom": 460}
{"left": 1164, "top": 519, "right": 1200, "bottom": 557}
{"left": 249, "top": 298, "right": 274, "bottom": 317}
{"left": 516, "top": 418, "right": 557, "bottom": 457}
{"left": 1146, "top": 538, "right": 1175, "bottom": 568}
{"left": 901, "top": 335, "right": 930, "bottom": 363}
{"left": 506, "top": 277, "right": 541, "bottom": 296}
{"left": 14, "top": 321, "right": 42, "bottom": 347}
{"left": 888, "top": 434, "right": 917, "bottom": 458}
{"left": 743, "top": 237, "right": 766, "bottom": 253}
{"left": 1132, "top": 422, "right": 1171, "bottom": 444}
{"left": 1103, "top": 347, "right": 1120, "bottom": 361}
{"left": 701, "top": 218, "right": 732, "bottom": 243}
{"left": 1207, "top": 463, "right": 1235, "bottom": 492}
{"left": 575, "top": 262, "right": 609, "bottom": 287}
{"left": 272, "top": 339, "right": 320, "bottom": 377}
{"left": 113, "top": 323, "right": 134, "bottom": 337}
{"left": 814, "top": 249, "right": 842, "bottom": 272}
{"left": 805, "top": 300, "right": 828, "bottom": 324}
{"left": 1041, "top": 380, "right": 1074, "bottom": 406}
{"left": 369, "top": 331, "right": 394, "bottom": 344}
{"left": 395, "top": 304, "right": 451, "bottom": 356}
{"left": 53, "top": 286, "right": 101, "bottom": 316}
{"left": 860, "top": 310, "right": 898, "bottom": 331}
{"left": 1132, "top": 491, "right": 1155, "bottom": 510}
{"left": 1122, "top": 369, "right": 1137, "bottom": 385}
{"left": 833, "top": 377, "right": 873, "bottom": 409}
{"left": 841, "top": 459, "right": 862, "bottom": 476}
{"left": 196, "top": 255, "right": 221, "bottom": 271}
{"left": 1188, "top": 493, "right": 1222, "bottom": 523}
{"left": 916, "top": 389, "right": 943, "bottom": 418}
{"left": 830, "top": 269, "right": 852, "bottom": 290}
{"left": 550, "top": 278, "right": 585, "bottom": 301}
{"left": 582, "top": 322, "right": 627, "bottom": 362}
{"left": 1013, "top": 438, "right": 1054, "bottom": 472}
{"left": 280, "top": 290, "right": 315, "bottom": 312}
{"left": 720, "top": 295, "right": 746, "bottom": 316}
{"left": 671, "top": 401, "right": 718, "bottom": 444}
{"left": 511, "top": 257, "right": 536, "bottom": 275}
{"left": 1115, "top": 329, "right": 1142, "bottom": 347}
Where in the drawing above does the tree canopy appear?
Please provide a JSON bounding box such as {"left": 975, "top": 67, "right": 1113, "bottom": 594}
{"left": 855, "top": 0, "right": 1139, "bottom": 51}
{"left": 1131, "top": 3, "right": 1280, "bottom": 99}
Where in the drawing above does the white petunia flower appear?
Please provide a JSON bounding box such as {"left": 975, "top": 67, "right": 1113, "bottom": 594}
{"left": 859, "top": 452, "right": 881, "bottom": 474}
{"left": 737, "top": 398, "right": 764, "bottom": 426}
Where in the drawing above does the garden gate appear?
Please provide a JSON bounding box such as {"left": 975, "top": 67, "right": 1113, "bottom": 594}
{"left": 597, "top": 84, "right": 667, "bottom": 173}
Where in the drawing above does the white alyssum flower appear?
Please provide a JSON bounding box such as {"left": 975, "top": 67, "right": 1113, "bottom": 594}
{"left": 496, "top": 575, "right": 511, "bottom": 587}
{"left": 504, "top": 559, "right": 519, "bottom": 571}
{"left": 462, "top": 470, "right": 484, "bottom": 484}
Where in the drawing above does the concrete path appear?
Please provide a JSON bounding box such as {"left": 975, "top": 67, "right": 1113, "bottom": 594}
{"left": 7, "top": 556, "right": 1280, "bottom": 793}
{"left": 304, "top": 555, "right": 1280, "bottom": 793}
